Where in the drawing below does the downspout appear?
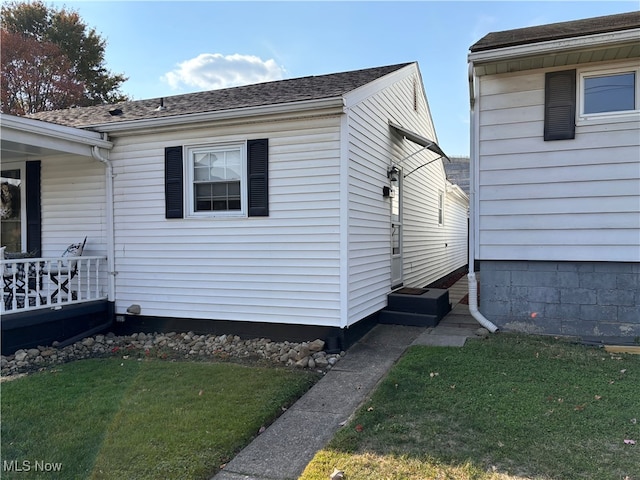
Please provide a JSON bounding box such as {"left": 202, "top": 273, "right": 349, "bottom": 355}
{"left": 91, "top": 143, "right": 116, "bottom": 305}
{"left": 467, "top": 62, "right": 498, "bottom": 333}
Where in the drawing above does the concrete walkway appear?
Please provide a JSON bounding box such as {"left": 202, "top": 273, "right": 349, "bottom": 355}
{"left": 212, "top": 276, "right": 479, "bottom": 480}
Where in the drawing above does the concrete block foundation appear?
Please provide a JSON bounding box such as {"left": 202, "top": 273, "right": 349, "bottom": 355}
{"left": 479, "top": 261, "right": 640, "bottom": 339}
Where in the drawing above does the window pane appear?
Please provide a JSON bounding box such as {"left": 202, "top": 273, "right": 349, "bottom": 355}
{"left": 190, "top": 146, "right": 243, "bottom": 214}
{"left": 391, "top": 224, "right": 400, "bottom": 255}
{"left": 195, "top": 183, "right": 213, "bottom": 211}
{"left": 228, "top": 181, "right": 240, "bottom": 196}
{"left": 584, "top": 72, "right": 635, "bottom": 114}
{"left": 225, "top": 151, "right": 241, "bottom": 180}
{"left": 1, "top": 170, "right": 22, "bottom": 253}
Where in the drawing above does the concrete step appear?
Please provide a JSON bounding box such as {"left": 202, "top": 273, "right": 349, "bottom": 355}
{"left": 379, "top": 310, "right": 440, "bottom": 327}
{"left": 379, "top": 287, "right": 451, "bottom": 327}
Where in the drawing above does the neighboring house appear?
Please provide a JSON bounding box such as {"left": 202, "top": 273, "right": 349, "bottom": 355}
{"left": 444, "top": 156, "right": 470, "bottom": 195}
{"left": 468, "top": 12, "right": 640, "bottom": 339}
{"left": 1, "top": 62, "right": 468, "bottom": 351}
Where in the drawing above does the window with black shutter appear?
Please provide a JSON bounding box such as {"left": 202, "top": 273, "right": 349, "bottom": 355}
{"left": 247, "top": 139, "right": 269, "bottom": 217}
{"left": 164, "top": 139, "right": 268, "bottom": 219}
{"left": 165, "top": 146, "right": 184, "bottom": 219}
{"left": 544, "top": 70, "right": 576, "bottom": 141}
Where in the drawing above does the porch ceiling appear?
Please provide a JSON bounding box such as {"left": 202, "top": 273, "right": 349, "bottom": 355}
{"left": 1, "top": 114, "right": 112, "bottom": 162}
{"left": 1, "top": 139, "right": 73, "bottom": 161}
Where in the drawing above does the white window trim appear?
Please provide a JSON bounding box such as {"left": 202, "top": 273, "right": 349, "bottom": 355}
{"left": 437, "top": 190, "right": 444, "bottom": 227}
{"left": 185, "top": 142, "right": 247, "bottom": 218}
{"left": 577, "top": 61, "right": 640, "bottom": 126}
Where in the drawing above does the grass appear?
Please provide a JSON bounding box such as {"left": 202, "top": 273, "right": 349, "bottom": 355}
{"left": 300, "top": 334, "right": 640, "bottom": 480}
{"left": 1, "top": 357, "right": 317, "bottom": 479}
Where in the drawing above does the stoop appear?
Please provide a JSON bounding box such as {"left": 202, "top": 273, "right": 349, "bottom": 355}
{"left": 379, "top": 287, "right": 451, "bottom": 327}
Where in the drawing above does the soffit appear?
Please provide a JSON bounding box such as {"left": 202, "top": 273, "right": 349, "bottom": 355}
{"left": 471, "top": 28, "right": 640, "bottom": 76}
{"left": 473, "top": 40, "right": 640, "bottom": 76}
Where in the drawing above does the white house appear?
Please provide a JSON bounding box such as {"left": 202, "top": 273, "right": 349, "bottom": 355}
{"left": 467, "top": 12, "right": 640, "bottom": 339}
{"left": 1, "top": 62, "right": 468, "bottom": 351}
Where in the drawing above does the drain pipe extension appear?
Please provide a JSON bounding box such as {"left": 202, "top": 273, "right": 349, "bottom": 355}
{"left": 91, "top": 144, "right": 116, "bottom": 303}
{"left": 467, "top": 62, "right": 498, "bottom": 333}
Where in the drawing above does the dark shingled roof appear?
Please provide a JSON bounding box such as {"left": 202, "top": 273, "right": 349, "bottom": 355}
{"left": 29, "top": 63, "right": 413, "bottom": 128}
{"left": 470, "top": 11, "right": 640, "bottom": 52}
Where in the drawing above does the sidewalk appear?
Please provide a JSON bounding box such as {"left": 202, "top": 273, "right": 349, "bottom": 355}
{"left": 212, "top": 276, "right": 479, "bottom": 480}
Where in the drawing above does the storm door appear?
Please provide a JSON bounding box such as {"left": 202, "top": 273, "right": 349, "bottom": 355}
{"left": 390, "top": 171, "right": 403, "bottom": 288}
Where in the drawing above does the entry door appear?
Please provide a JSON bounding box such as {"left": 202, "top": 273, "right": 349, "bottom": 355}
{"left": 390, "top": 172, "right": 403, "bottom": 288}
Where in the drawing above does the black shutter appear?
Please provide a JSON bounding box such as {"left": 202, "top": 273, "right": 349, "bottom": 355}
{"left": 165, "top": 146, "right": 184, "bottom": 219}
{"left": 247, "top": 139, "right": 269, "bottom": 217}
{"left": 25, "top": 160, "right": 41, "bottom": 256}
{"left": 544, "top": 70, "right": 576, "bottom": 141}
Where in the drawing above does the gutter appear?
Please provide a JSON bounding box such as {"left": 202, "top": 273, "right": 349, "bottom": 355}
{"left": 1, "top": 113, "right": 112, "bottom": 149}
{"left": 466, "top": 62, "right": 499, "bottom": 334}
{"left": 468, "top": 28, "right": 640, "bottom": 65}
{"left": 91, "top": 143, "right": 116, "bottom": 304}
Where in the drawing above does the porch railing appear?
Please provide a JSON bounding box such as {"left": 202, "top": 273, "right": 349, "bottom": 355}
{"left": 1, "top": 256, "right": 108, "bottom": 315}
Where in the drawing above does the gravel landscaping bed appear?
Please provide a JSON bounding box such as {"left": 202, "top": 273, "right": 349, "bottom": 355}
{"left": 1, "top": 331, "right": 343, "bottom": 378}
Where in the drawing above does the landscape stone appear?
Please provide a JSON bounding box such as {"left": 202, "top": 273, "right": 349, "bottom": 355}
{"left": 309, "top": 339, "right": 325, "bottom": 352}
{"left": 2, "top": 331, "right": 342, "bottom": 377}
{"left": 27, "top": 348, "right": 40, "bottom": 358}
{"left": 14, "top": 350, "right": 28, "bottom": 362}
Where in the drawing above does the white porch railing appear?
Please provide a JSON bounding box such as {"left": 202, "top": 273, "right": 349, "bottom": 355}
{"left": 1, "top": 256, "right": 108, "bottom": 315}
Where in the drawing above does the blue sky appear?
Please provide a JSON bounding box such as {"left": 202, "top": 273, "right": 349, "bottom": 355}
{"left": 52, "top": 1, "right": 637, "bottom": 156}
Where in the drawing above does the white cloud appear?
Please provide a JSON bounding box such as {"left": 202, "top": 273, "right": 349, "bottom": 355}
{"left": 162, "top": 53, "right": 286, "bottom": 91}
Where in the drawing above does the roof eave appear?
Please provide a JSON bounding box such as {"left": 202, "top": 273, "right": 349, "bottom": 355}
{"left": 84, "top": 96, "right": 346, "bottom": 133}
{"left": 1, "top": 113, "right": 112, "bottom": 149}
{"left": 468, "top": 28, "right": 639, "bottom": 66}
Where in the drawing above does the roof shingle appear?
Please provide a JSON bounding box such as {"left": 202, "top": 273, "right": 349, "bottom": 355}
{"left": 29, "top": 63, "right": 412, "bottom": 128}
{"left": 470, "top": 11, "right": 640, "bottom": 52}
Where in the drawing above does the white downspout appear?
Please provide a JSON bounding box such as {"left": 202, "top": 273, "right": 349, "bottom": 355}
{"left": 91, "top": 144, "right": 116, "bottom": 304}
{"left": 467, "top": 62, "right": 498, "bottom": 333}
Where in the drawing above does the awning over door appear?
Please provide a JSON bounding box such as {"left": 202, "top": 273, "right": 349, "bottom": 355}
{"left": 389, "top": 121, "right": 450, "bottom": 161}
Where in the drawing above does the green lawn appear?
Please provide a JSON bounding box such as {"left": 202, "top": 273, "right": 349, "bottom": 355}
{"left": 1, "top": 357, "right": 317, "bottom": 479}
{"left": 300, "top": 334, "right": 640, "bottom": 480}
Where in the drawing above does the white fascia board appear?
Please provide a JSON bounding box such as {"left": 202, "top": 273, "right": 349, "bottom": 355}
{"left": 86, "top": 97, "right": 346, "bottom": 133}
{"left": 343, "top": 63, "right": 416, "bottom": 108}
{"left": 446, "top": 181, "right": 469, "bottom": 204}
{"left": 1, "top": 113, "right": 112, "bottom": 150}
{"left": 468, "top": 29, "right": 640, "bottom": 65}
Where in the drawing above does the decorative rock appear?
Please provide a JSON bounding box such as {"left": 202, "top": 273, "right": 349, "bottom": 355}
{"left": 295, "top": 357, "right": 309, "bottom": 368}
{"left": 296, "top": 345, "right": 310, "bottom": 361}
{"left": 2, "top": 331, "right": 342, "bottom": 377}
{"left": 27, "top": 348, "right": 40, "bottom": 359}
{"left": 314, "top": 357, "right": 329, "bottom": 368}
{"left": 14, "top": 350, "right": 28, "bottom": 362}
{"left": 309, "top": 339, "right": 325, "bottom": 352}
{"left": 475, "top": 328, "right": 490, "bottom": 338}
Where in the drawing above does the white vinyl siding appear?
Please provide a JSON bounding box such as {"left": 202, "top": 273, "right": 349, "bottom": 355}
{"left": 477, "top": 65, "right": 640, "bottom": 262}
{"left": 40, "top": 156, "right": 107, "bottom": 258}
{"left": 345, "top": 66, "right": 469, "bottom": 325}
{"left": 109, "top": 116, "right": 344, "bottom": 326}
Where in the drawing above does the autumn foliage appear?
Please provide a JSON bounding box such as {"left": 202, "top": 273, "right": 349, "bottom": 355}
{"left": 0, "top": 1, "right": 127, "bottom": 115}
{"left": 1, "top": 29, "right": 86, "bottom": 115}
